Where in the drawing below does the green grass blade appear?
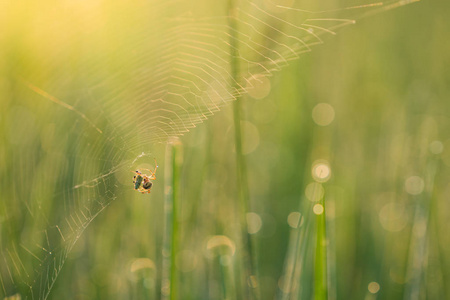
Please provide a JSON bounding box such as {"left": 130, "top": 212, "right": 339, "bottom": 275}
{"left": 228, "top": 0, "right": 259, "bottom": 299}
{"left": 315, "top": 192, "right": 328, "bottom": 300}
{"left": 403, "top": 157, "right": 438, "bottom": 300}
{"left": 161, "top": 138, "right": 182, "bottom": 300}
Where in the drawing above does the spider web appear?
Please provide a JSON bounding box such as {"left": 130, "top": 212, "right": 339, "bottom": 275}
{"left": 0, "top": 0, "right": 417, "bottom": 298}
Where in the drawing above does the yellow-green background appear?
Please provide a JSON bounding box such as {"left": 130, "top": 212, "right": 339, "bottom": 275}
{"left": 1, "top": 0, "right": 449, "bottom": 299}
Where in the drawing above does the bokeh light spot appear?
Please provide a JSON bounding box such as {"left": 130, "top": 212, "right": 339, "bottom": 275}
{"left": 246, "top": 74, "right": 271, "bottom": 99}
{"left": 130, "top": 258, "right": 156, "bottom": 273}
{"left": 312, "top": 161, "right": 331, "bottom": 182}
{"left": 405, "top": 176, "right": 424, "bottom": 195}
{"left": 429, "top": 140, "right": 443, "bottom": 154}
{"left": 246, "top": 212, "right": 263, "bottom": 234}
{"left": 368, "top": 281, "right": 380, "bottom": 294}
{"left": 206, "top": 235, "right": 236, "bottom": 256}
{"left": 305, "top": 182, "right": 324, "bottom": 202}
{"left": 313, "top": 204, "right": 324, "bottom": 215}
{"left": 287, "top": 212, "right": 303, "bottom": 228}
{"left": 312, "top": 103, "right": 335, "bottom": 126}
{"left": 161, "top": 279, "right": 170, "bottom": 296}
{"left": 379, "top": 202, "right": 408, "bottom": 232}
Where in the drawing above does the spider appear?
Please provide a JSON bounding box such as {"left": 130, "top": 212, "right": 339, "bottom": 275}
{"left": 132, "top": 159, "right": 158, "bottom": 194}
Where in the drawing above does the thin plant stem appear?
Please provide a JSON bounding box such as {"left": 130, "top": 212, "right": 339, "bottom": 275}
{"left": 402, "top": 157, "right": 438, "bottom": 300}
{"left": 277, "top": 200, "right": 313, "bottom": 300}
{"left": 161, "top": 138, "right": 182, "bottom": 300}
{"left": 314, "top": 191, "right": 328, "bottom": 300}
{"left": 227, "top": 0, "right": 259, "bottom": 299}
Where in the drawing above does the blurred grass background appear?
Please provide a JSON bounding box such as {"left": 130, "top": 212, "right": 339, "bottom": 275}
{"left": 1, "top": 0, "right": 450, "bottom": 299}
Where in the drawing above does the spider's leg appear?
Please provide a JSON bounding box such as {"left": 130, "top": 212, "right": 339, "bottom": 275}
{"left": 153, "top": 158, "right": 158, "bottom": 175}
{"left": 142, "top": 159, "right": 158, "bottom": 178}
{"left": 137, "top": 185, "right": 151, "bottom": 194}
{"left": 141, "top": 169, "right": 156, "bottom": 180}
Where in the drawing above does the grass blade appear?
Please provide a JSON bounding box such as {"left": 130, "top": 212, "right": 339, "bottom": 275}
{"left": 228, "top": 0, "right": 259, "bottom": 299}
{"left": 161, "top": 138, "right": 182, "bottom": 300}
{"left": 314, "top": 191, "right": 328, "bottom": 300}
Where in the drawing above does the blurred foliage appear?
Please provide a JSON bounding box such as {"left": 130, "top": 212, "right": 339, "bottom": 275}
{"left": 1, "top": 0, "right": 450, "bottom": 299}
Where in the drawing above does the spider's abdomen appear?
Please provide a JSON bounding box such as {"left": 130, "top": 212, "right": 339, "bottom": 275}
{"left": 134, "top": 175, "right": 143, "bottom": 189}
{"left": 143, "top": 181, "right": 152, "bottom": 190}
